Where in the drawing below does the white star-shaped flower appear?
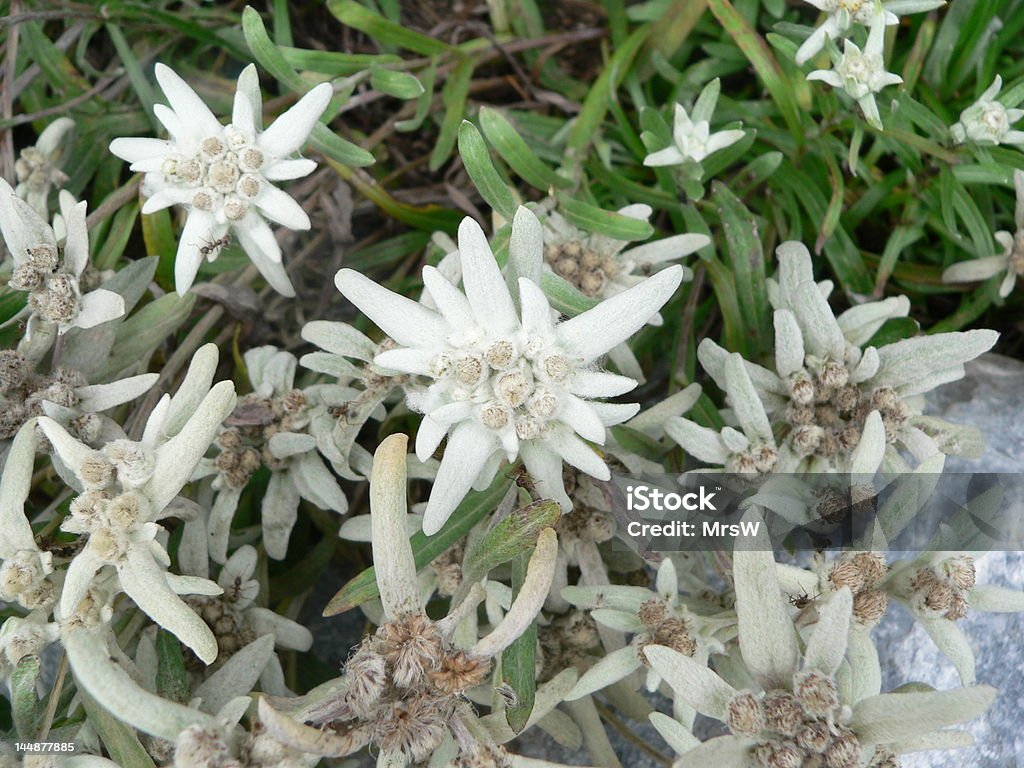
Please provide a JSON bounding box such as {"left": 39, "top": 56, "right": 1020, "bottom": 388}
{"left": 109, "top": 63, "right": 332, "bottom": 297}
{"left": 807, "top": 12, "right": 903, "bottom": 130}
{"left": 0, "top": 182, "right": 124, "bottom": 337}
{"left": 643, "top": 79, "right": 745, "bottom": 167}
{"left": 949, "top": 74, "right": 1024, "bottom": 146}
{"left": 335, "top": 207, "right": 683, "bottom": 534}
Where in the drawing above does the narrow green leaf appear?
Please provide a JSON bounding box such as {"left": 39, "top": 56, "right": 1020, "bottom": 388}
{"left": 241, "top": 7, "right": 311, "bottom": 92}
{"left": 155, "top": 630, "right": 189, "bottom": 705}
{"left": 280, "top": 47, "right": 401, "bottom": 76}
{"left": 141, "top": 209, "right": 177, "bottom": 293}
{"left": 430, "top": 58, "right": 474, "bottom": 171}
{"left": 11, "top": 655, "right": 42, "bottom": 739}
{"left": 707, "top": 0, "right": 802, "bottom": 139}
{"left": 479, "top": 108, "right": 569, "bottom": 191}
{"left": 567, "top": 26, "right": 650, "bottom": 157}
{"left": 711, "top": 182, "right": 769, "bottom": 354}
{"left": 105, "top": 24, "right": 159, "bottom": 133}
{"left": 396, "top": 59, "right": 438, "bottom": 133}
{"left": 461, "top": 499, "right": 561, "bottom": 586}
{"left": 555, "top": 195, "right": 653, "bottom": 241}
{"left": 540, "top": 272, "right": 599, "bottom": 316}
{"left": 502, "top": 551, "right": 538, "bottom": 733}
{"left": 370, "top": 65, "right": 425, "bottom": 99}
{"left": 101, "top": 294, "right": 197, "bottom": 380}
{"left": 458, "top": 121, "right": 518, "bottom": 221}
{"left": 323, "top": 475, "right": 512, "bottom": 615}
{"left": 327, "top": 0, "right": 455, "bottom": 55}
{"left": 79, "top": 688, "right": 157, "bottom": 768}
{"left": 94, "top": 201, "right": 140, "bottom": 271}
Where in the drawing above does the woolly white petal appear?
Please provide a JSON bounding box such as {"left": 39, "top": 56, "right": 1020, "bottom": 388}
{"left": 154, "top": 63, "right": 223, "bottom": 138}
{"left": 70, "top": 289, "right": 125, "bottom": 331}
{"left": 263, "top": 158, "right": 318, "bottom": 181}
{"left": 258, "top": 82, "right": 332, "bottom": 158}
{"left": 370, "top": 434, "right": 422, "bottom": 617}
{"left": 457, "top": 216, "right": 519, "bottom": 335}
{"left": 254, "top": 184, "right": 311, "bottom": 230}
{"left": 423, "top": 422, "right": 498, "bottom": 535}
{"left": 75, "top": 374, "right": 157, "bottom": 413}
{"left": 262, "top": 472, "right": 300, "bottom": 560}
{"left": 173, "top": 211, "right": 217, "bottom": 296}
{"left": 556, "top": 266, "right": 683, "bottom": 362}
{"left": 336, "top": 268, "right": 449, "bottom": 349}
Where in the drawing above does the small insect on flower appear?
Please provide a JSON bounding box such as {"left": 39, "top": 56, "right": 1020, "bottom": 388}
{"left": 787, "top": 589, "right": 820, "bottom": 610}
{"left": 195, "top": 233, "right": 232, "bottom": 259}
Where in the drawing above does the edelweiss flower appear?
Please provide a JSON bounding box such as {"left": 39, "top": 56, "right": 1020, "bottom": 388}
{"left": 807, "top": 12, "right": 903, "bottom": 130}
{"left": 563, "top": 557, "right": 719, "bottom": 699}
{"left": 258, "top": 434, "right": 558, "bottom": 766}
{"left": 943, "top": 168, "right": 1024, "bottom": 297}
{"left": 109, "top": 63, "right": 332, "bottom": 296}
{"left": 173, "top": 543, "right": 313, "bottom": 694}
{"left": 643, "top": 514, "right": 996, "bottom": 768}
{"left": 697, "top": 242, "right": 997, "bottom": 473}
{"left": 197, "top": 345, "right": 347, "bottom": 562}
{"left": 334, "top": 207, "right": 683, "bottom": 534}
{"left": 643, "top": 79, "right": 746, "bottom": 167}
{"left": 13, "top": 116, "right": 75, "bottom": 216}
{"left": 795, "top": 0, "right": 944, "bottom": 66}
{"left": 0, "top": 181, "right": 124, "bottom": 336}
{"left": 37, "top": 344, "right": 236, "bottom": 663}
{"left": 666, "top": 355, "right": 779, "bottom": 476}
{"left": 950, "top": 75, "right": 1024, "bottom": 146}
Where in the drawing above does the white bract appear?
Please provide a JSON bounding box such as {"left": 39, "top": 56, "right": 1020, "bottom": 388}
{"left": 258, "top": 434, "right": 559, "bottom": 766}
{"left": 807, "top": 12, "right": 903, "bottom": 130}
{"left": 943, "top": 168, "right": 1024, "bottom": 298}
{"left": 0, "top": 182, "right": 124, "bottom": 336}
{"left": 38, "top": 344, "right": 236, "bottom": 663}
{"left": 643, "top": 513, "right": 996, "bottom": 768}
{"left": 197, "top": 345, "right": 348, "bottom": 562}
{"left": 950, "top": 75, "right": 1024, "bottom": 146}
{"left": 335, "top": 207, "right": 683, "bottom": 535}
{"left": 109, "top": 63, "right": 332, "bottom": 297}
{"left": 693, "top": 242, "right": 996, "bottom": 474}
{"left": 643, "top": 79, "right": 746, "bottom": 167}
{"left": 13, "top": 116, "right": 75, "bottom": 216}
{"left": 795, "top": 0, "right": 944, "bottom": 66}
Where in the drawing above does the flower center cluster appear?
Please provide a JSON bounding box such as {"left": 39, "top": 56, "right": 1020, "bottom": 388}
{"left": 785, "top": 361, "right": 909, "bottom": 461}
{"left": 428, "top": 332, "right": 578, "bottom": 443}
{"left": 837, "top": 51, "right": 881, "bottom": 93}
{"left": 0, "top": 356, "right": 93, "bottom": 441}
{"left": 539, "top": 609, "right": 602, "bottom": 680}
{"left": 826, "top": 552, "right": 889, "bottom": 627}
{"left": 977, "top": 102, "right": 1010, "bottom": 139}
{"left": 909, "top": 556, "right": 975, "bottom": 621}
{"left": 727, "top": 672, "right": 870, "bottom": 768}
{"left": 9, "top": 243, "right": 81, "bottom": 326}
{"left": 161, "top": 128, "right": 266, "bottom": 223}
{"left": 636, "top": 599, "right": 697, "bottom": 659}
{"left": 215, "top": 389, "right": 309, "bottom": 488}
{"left": 0, "top": 550, "right": 54, "bottom": 610}
{"left": 544, "top": 241, "right": 619, "bottom": 297}
{"left": 328, "top": 613, "right": 491, "bottom": 764}
{"left": 185, "top": 595, "right": 257, "bottom": 665}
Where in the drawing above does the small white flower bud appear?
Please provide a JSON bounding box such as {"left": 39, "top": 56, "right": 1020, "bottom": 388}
{"left": 455, "top": 354, "right": 485, "bottom": 386}
{"left": 480, "top": 402, "right": 511, "bottom": 430}
{"left": 207, "top": 160, "right": 240, "bottom": 193}
{"left": 192, "top": 188, "right": 217, "bottom": 211}
{"left": 793, "top": 670, "right": 839, "bottom": 717}
{"left": 222, "top": 196, "right": 248, "bottom": 221}
{"left": 527, "top": 389, "right": 558, "bottom": 420}
{"left": 542, "top": 354, "right": 570, "bottom": 382}
{"left": 236, "top": 173, "right": 261, "bottom": 199}
{"left": 78, "top": 451, "right": 115, "bottom": 490}
{"left": 762, "top": 690, "right": 803, "bottom": 737}
{"left": 199, "top": 135, "right": 227, "bottom": 162}
{"left": 484, "top": 339, "right": 516, "bottom": 369}
{"left": 10, "top": 263, "right": 43, "bottom": 291}
{"left": 26, "top": 244, "right": 59, "bottom": 272}
{"left": 515, "top": 415, "right": 542, "bottom": 440}
{"left": 176, "top": 157, "right": 204, "bottom": 185}
{"left": 495, "top": 369, "right": 531, "bottom": 408}
{"left": 238, "top": 146, "right": 265, "bottom": 172}
{"left": 726, "top": 691, "right": 765, "bottom": 736}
